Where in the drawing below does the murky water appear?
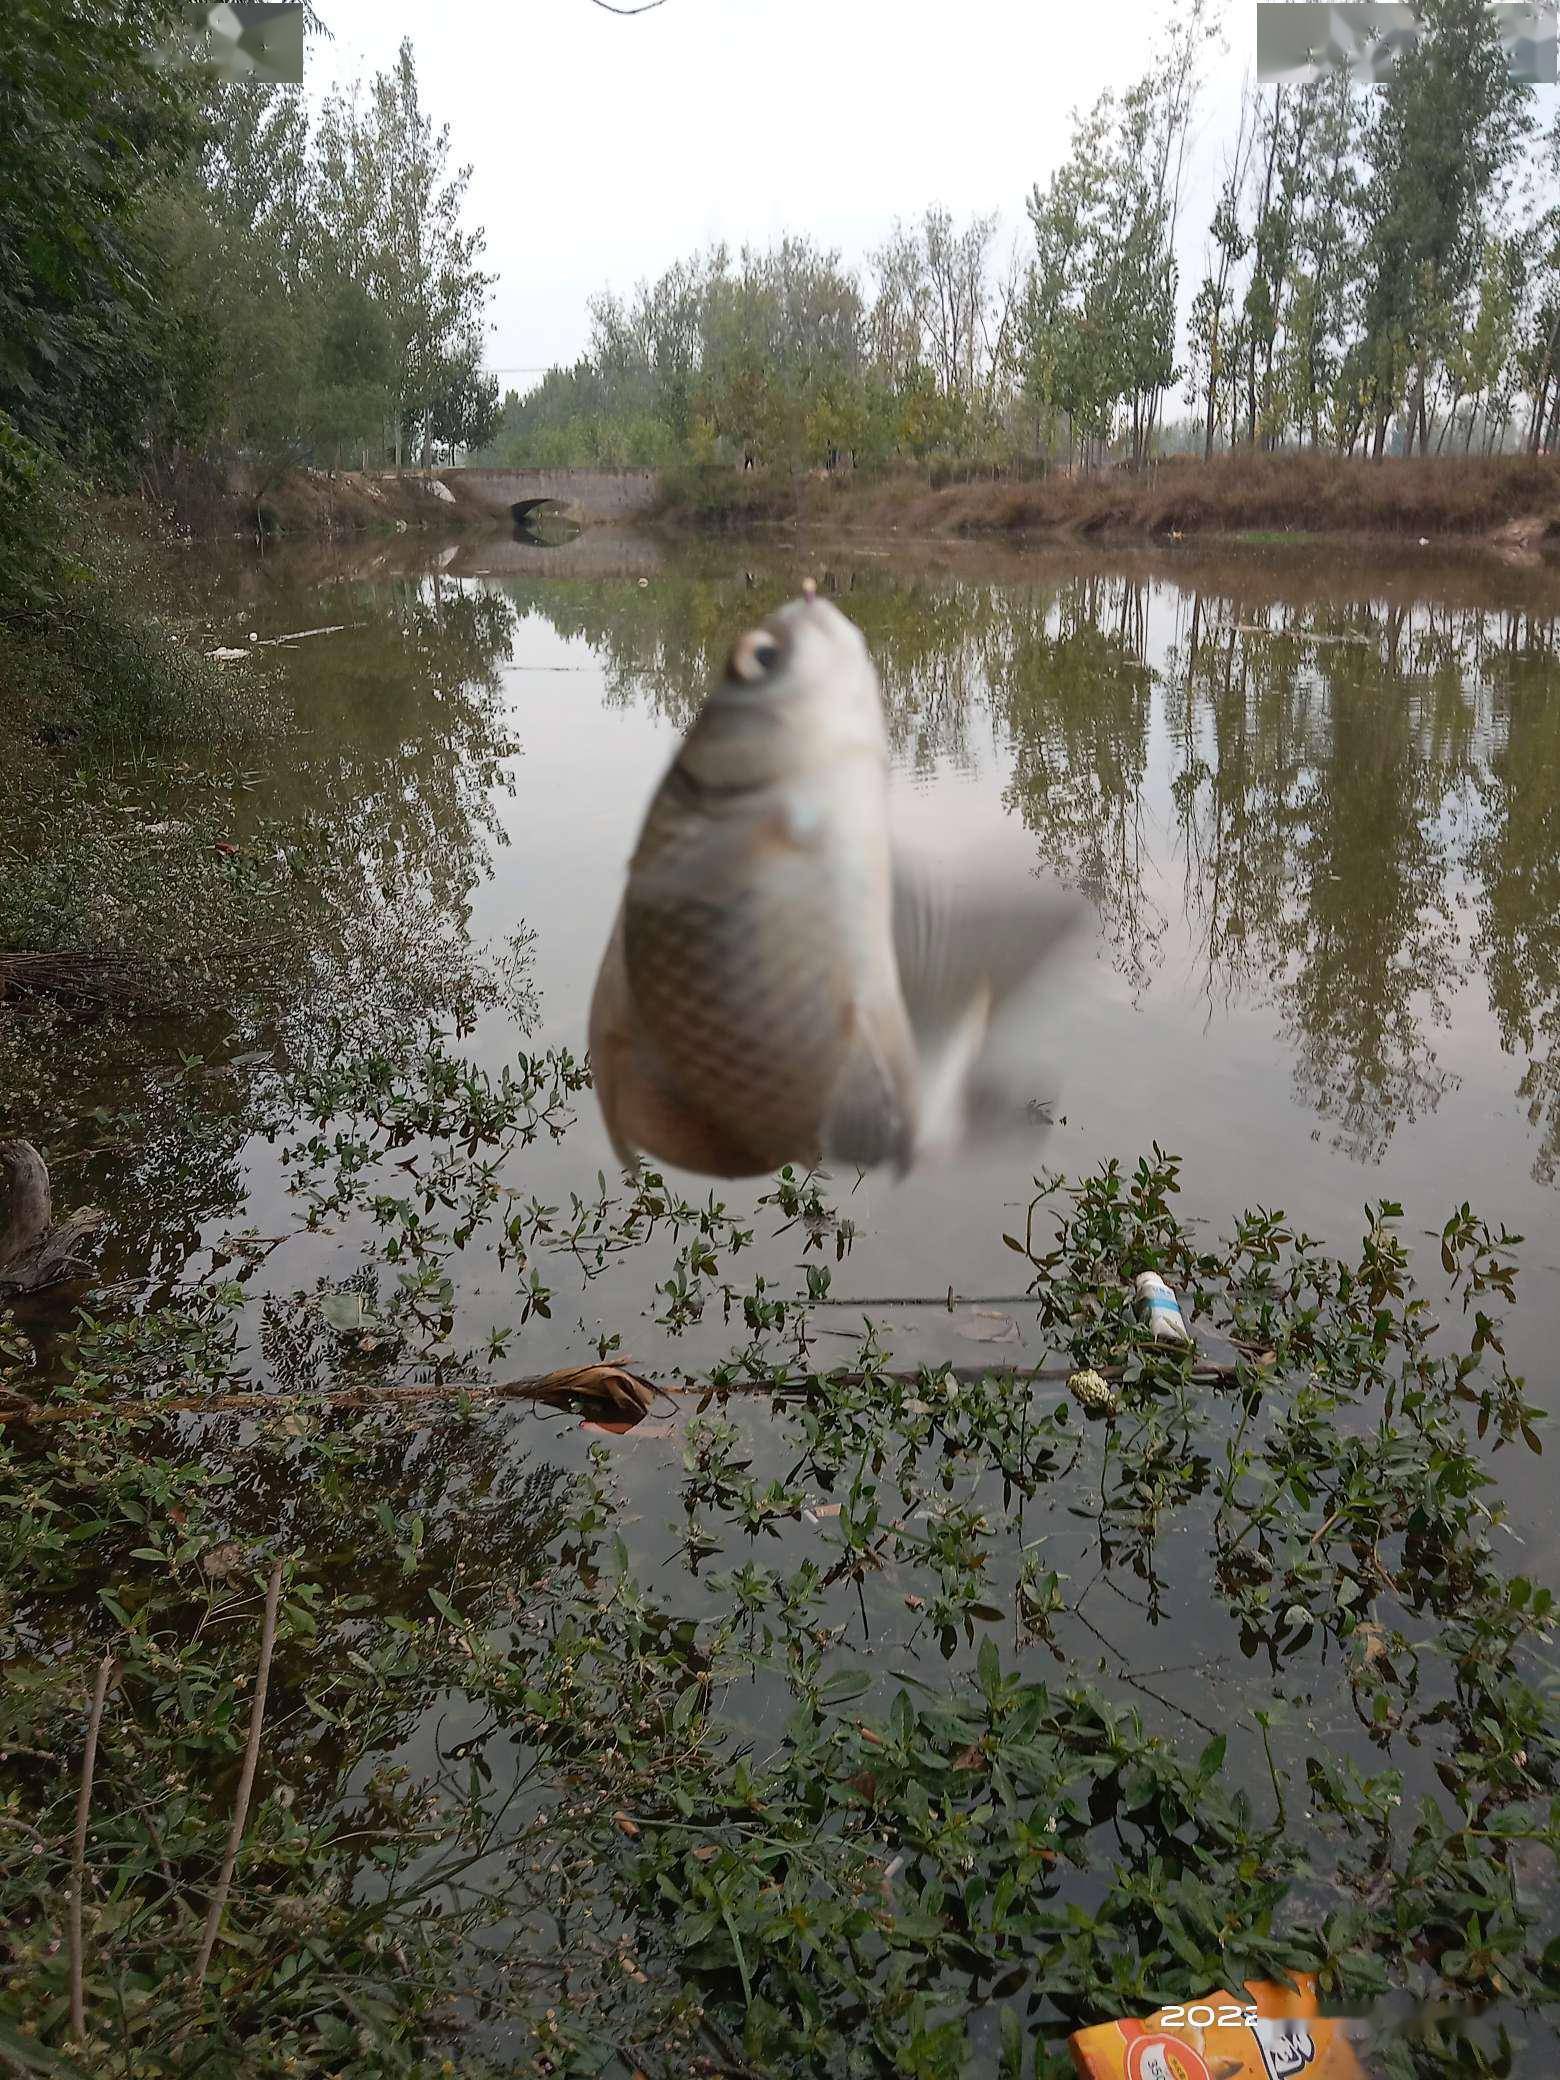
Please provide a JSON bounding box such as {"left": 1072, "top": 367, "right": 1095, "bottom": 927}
{"left": 10, "top": 526, "right": 1560, "bottom": 2059}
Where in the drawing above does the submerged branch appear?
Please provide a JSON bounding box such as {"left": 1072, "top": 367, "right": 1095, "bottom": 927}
{"left": 0, "top": 938, "right": 292, "bottom": 1018}
{"left": 0, "top": 1353, "right": 1255, "bottom": 1427}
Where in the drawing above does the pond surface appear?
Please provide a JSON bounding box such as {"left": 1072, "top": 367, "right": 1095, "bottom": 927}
{"left": 54, "top": 530, "right": 1560, "bottom": 1442}
{"left": 8, "top": 523, "right": 1560, "bottom": 2068}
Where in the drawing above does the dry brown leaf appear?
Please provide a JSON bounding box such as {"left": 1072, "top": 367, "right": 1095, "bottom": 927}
{"left": 536, "top": 1362, "right": 661, "bottom": 1417}
{"left": 1356, "top": 1620, "right": 1390, "bottom": 1668}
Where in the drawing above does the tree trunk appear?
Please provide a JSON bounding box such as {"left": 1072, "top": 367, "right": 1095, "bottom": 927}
{"left": 1530, "top": 373, "right": 1553, "bottom": 454}
{"left": 0, "top": 1141, "right": 103, "bottom": 1296}
{"left": 1526, "top": 308, "right": 1560, "bottom": 450}
{"left": 1204, "top": 374, "right": 1216, "bottom": 461}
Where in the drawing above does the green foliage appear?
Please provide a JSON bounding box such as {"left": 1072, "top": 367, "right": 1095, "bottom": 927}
{"left": 475, "top": 221, "right": 1013, "bottom": 479}
{"left": 490, "top": 0, "right": 1556, "bottom": 476}
{"left": 311, "top": 39, "right": 494, "bottom": 465}
{"left": 0, "top": 6, "right": 497, "bottom": 755}
{"left": 2, "top": 1145, "right": 1556, "bottom": 2074}
{"left": 154, "top": 47, "right": 495, "bottom": 479}
{"left": 0, "top": 489, "right": 241, "bottom": 745}
{"left": 0, "top": 0, "right": 203, "bottom": 478}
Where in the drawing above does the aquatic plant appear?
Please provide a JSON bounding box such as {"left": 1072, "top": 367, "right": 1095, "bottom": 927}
{"left": 1, "top": 1147, "right": 1555, "bottom": 2077}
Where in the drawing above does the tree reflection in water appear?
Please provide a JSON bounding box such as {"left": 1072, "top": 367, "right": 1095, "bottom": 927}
{"left": 505, "top": 551, "right": 1560, "bottom": 1182}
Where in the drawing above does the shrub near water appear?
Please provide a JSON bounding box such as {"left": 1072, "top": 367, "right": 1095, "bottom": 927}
{"left": 0, "top": 448, "right": 245, "bottom": 748}
{"left": 1, "top": 1126, "right": 1556, "bottom": 2078}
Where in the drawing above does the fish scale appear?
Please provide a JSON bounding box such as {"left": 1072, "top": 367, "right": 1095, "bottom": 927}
{"left": 624, "top": 875, "right": 850, "bottom": 1169}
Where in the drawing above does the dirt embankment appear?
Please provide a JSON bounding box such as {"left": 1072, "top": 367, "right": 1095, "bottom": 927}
{"left": 132, "top": 455, "right": 504, "bottom": 541}
{"left": 654, "top": 450, "right": 1560, "bottom": 551}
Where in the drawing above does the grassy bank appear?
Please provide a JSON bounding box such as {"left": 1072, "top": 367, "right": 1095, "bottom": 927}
{"left": 4, "top": 468, "right": 494, "bottom": 750}
{"left": 654, "top": 450, "right": 1560, "bottom": 549}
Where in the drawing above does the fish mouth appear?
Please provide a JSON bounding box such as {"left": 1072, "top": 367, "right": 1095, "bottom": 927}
{"left": 722, "top": 582, "right": 860, "bottom": 691}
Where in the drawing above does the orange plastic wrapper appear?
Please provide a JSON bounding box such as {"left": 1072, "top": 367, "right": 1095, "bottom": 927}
{"left": 1068, "top": 1973, "right": 1370, "bottom": 2080}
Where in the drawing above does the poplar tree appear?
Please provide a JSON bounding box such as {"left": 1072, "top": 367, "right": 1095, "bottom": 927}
{"left": 316, "top": 39, "right": 493, "bottom": 467}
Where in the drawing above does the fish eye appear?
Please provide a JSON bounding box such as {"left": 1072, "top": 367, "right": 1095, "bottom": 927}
{"left": 728, "top": 629, "right": 781, "bottom": 684}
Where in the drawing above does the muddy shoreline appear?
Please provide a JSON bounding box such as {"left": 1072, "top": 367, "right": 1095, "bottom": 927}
{"left": 108, "top": 450, "right": 1560, "bottom": 565}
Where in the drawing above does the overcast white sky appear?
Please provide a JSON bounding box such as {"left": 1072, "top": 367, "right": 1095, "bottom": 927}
{"left": 300, "top": 1, "right": 1336, "bottom": 392}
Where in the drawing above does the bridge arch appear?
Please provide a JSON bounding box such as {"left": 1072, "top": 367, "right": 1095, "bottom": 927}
{"left": 436, "top": 467, "right": 660, "bottom": 525}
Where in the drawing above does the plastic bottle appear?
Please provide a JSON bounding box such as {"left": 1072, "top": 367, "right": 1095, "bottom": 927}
{"left": 1134, "top": 1270, "right": 1192, "bottom": 1346}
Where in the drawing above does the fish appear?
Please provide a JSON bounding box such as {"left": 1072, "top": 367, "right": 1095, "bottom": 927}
{"left": 588, "top": 581, "right": 1085, "bottom": 1179}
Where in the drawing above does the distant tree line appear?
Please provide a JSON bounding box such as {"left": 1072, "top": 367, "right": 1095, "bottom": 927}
{"left": 482, "top": 0, "right": 1560, "bottom": 475}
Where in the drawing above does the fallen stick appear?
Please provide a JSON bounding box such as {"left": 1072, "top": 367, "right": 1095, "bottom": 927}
{"left": 178, "top": 1556, "right": 285, "bottom": 2039}
{"left": 0, "top": 1355, "right": 1256, "bottom": 1428}
{"left": 69, "top": 1652, "right": 116, "bottom": 2043}
{"left": 256, "top": 623, "right": 360, "bottom": 646}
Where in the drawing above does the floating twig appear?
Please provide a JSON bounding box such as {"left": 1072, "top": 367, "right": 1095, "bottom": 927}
{"left": 0, "top": 1362, "right": 673, "bottom": 1426}
{"left": 809, "top": 1290, "right": 1044, "bottom": 1310}
{"left": 256, "top": 623, "right": 361, "bottom": 646}
{"left": 69, "top": 1652, "right": 116, "bottom": 2043}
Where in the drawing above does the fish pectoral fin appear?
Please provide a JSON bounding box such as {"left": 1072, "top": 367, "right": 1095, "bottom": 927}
{"left": 912, "top": 978, "right": 994, "bottom": 1159}
{"left": 891, "top": 849, "right": 1090, "bottom": 1040}
{"left": 820, "top": 1008, "right": 917, "bottom": 1173}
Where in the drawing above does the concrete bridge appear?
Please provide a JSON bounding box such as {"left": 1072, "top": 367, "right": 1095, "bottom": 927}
{"left": 435, "top": 466, "right": 661, "bottom": 525}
